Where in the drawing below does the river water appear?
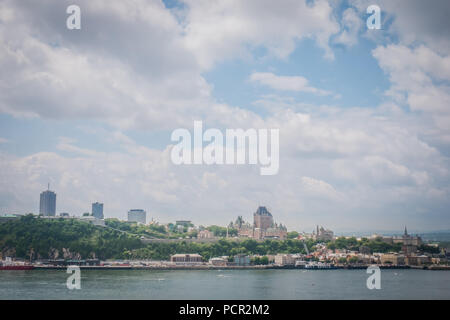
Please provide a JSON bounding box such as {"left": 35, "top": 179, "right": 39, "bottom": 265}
{"left": 0, "top": 269, "right": 449, "bottom": 299}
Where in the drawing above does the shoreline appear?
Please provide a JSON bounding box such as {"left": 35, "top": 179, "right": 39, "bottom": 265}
{"left": 21, "top": 264, "right": 449, "bottom": 271}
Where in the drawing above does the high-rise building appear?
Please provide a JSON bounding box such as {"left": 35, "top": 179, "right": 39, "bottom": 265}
{"left": 39, "top": 186, "right": 56, "bottom": 216}
{"left": 92, "top": 202, "right": 104, "bottom": 219}
{"left": 127, "top": 209, "right": 146, "bottom": 224}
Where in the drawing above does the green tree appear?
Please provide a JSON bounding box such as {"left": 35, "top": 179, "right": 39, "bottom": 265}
{"left": 287, "top": 231, "right": 299, "bottom": 239}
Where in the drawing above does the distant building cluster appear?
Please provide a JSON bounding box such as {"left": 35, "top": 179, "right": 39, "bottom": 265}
{"left": 312, "top": 225, "right": 334, "bottom": 241}
{"left": 370, "top": 227, "right": 423, "bottom": 254}
{"left": 197, "top": 229, "right": 214, "bottom": 239}
{"left": 3, "top": 186, "right": 446, "bottom": 271}
{"left": 36, "top": 186, "right": 106, "bottom": 226}
{"left": 231, "top": 206, "right": 287, "bottom": 240}
{"left": 35, "top": 185, "right": 155, "bottom": 226}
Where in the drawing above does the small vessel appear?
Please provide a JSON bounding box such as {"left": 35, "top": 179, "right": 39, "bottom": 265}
{"left": 0, "top": 258, "right": 34, "bottom": 270}
{"left": 295, "top": 261, "right": 337, "bottom": 270}
{"left": 0, "top": 265, "right": 34, "bottom": 270}
{"left": 295, "top": 260, "right": 307, "bottom": 268}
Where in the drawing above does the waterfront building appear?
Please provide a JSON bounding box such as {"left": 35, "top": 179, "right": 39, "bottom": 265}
{"left": 380, "top": 253, "right": 405, "bottom": 265}
{"left": 92, "top": 202, "right": 104, "bottom": 219}
{"left": 39, "top": 185, "right": 56, "bottom": 216}
{"left": 234, "top": 254, "right": 250, "bottom": 266}
{"left": 274, "top": 254, "right": 296, "bottom": 266}
{"left": 170, "top": 253, "right": 203, "bottom": 263}
{"left": 209, "top": 257, "right": 228, "bottom": 266}
{"left": 128, "top": 209, "right": 146, "bottom": 224}
{"left": 405, "top": 255, "right": 431, "bottom": 266}
{"left": 356, "top": 254, "right": 372, "bottom": 264}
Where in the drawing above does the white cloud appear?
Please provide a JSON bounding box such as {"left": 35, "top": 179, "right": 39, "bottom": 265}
{"left": 0, "top": 0, "right": 262, "bottom": 130}
{"left": 1, "top": 99, "right": 449, "bottom": 231}
{"left": 0, "top": 0, "right": 345, "bottom": 130}
{"left": 373, "top": 44, "right": 450, "bottom": 136}
{"left": 334, "top": 7, "right": 362, "bottom": 47}
{"left": 250, "top": 72, "right": 332, "bottom": 96}
{"left": 301, "top": 176, "right": 344, "bottom": 201}
{"left": 351, "top": 0, "right": 450, "bottom": 54}
{"left": 181, "top": 0, "right": 341, "bottom": 68}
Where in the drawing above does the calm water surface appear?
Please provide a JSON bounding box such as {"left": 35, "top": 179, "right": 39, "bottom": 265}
{"left": 0, "top": 269, "right": 449, "bottom": 299}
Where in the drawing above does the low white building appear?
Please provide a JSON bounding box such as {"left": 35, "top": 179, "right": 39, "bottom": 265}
{"left": 209, "top": 257, "right": 228, "bottom": 266}
{"left": 274, "top": 254, "right": 295, "bottom": 266}
{"left": 170, "top": 254, "right": 203, "bottom": 264}
{"left": 78, "top": 215, "right": 105, "bottom": 226}
{"left": 198, "top": 229, "right": 214, "bottom": 239}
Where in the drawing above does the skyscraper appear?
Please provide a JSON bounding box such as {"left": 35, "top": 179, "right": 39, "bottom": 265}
{"left": 128, "top": 209, "right": 146, "bottom": 224}
{"left": 39, "top": 185, "right": 56, "bottom": 216}
{"left": 92, "top": 202, "right": 104, "bottom": 219}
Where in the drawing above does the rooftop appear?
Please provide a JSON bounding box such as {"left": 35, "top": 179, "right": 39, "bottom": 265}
{"left": 255, "top": 206, "right": 272, "bottom": 216}
{"left": 171, "top": 253, "right": 202, "bottom": 257}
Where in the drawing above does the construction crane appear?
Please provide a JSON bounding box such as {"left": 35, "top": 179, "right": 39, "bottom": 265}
{"left": 302, "top": 240, "right": 310, "bottom": 255}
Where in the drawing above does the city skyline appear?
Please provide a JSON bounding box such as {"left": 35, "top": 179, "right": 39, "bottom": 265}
{"left": 2, "top": 185, "right": 447, "bottom": 235}
{"left": 1, "top": 1, "right": 450, "bottom": 232}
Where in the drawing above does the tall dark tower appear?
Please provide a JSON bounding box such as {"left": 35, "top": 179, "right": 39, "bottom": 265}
{"left": 253, "top": 206, "right": 273, "bottom": 230}
{"left": 39, "top": 184, "right": 56, "bottom": 216}
{"left": 92, "top": 202, "right": 104, "bottom": 219}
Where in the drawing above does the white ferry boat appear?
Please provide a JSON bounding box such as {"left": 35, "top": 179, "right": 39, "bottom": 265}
{"left": 295, "top": 261, "right": 337, "bottom": 269}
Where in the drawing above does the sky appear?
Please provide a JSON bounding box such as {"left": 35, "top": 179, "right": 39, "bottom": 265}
{"left": 0, "top": 0, "right": 450, "bottom": 233}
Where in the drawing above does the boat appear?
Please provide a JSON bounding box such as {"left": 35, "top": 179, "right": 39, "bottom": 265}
{"left": 0, "top": 260, "right": 34, "bottom": 270}
{"left": 295, "top": 261, "right": 338, "bottom": 270}
{"left": 0, "top": 265, "right": 34, "bottom": 270}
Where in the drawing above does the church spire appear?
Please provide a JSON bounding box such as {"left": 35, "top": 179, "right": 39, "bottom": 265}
{"left": 404, "top": 225, "right": 408, "bottom": 236}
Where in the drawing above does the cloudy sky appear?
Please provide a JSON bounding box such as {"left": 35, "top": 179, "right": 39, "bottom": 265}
{"left": 0, "top": 0, "right": 449, "bottom": 232}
